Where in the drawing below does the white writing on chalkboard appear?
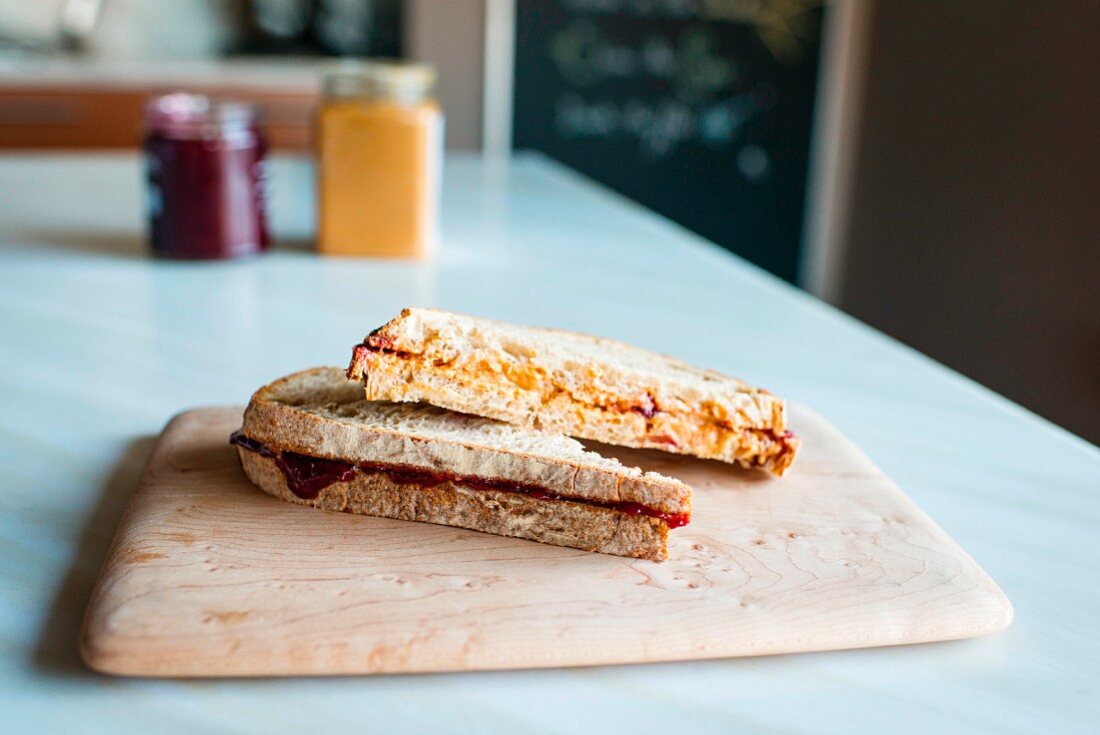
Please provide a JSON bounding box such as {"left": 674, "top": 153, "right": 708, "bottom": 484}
{"left": 548, "top": 19, "right": 776, "bottom": 164}
{"left": 551, "top": 22, "right": 737, "bottom": 102}
{"left": 514, "top": 0, "right": 822, "bottom": 277}
{"left": 561, "top": 0, "right": 821, "bottom": 63}
{"left": 555, "top": 93, "right": 769, "bottom": 163}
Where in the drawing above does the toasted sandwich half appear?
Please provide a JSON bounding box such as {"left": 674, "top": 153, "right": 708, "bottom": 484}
{"left": 347, "top": 308, "right": 799, "bottom": 476}
{"left": 232, "top": 368, "right": 691, "bottom": 561}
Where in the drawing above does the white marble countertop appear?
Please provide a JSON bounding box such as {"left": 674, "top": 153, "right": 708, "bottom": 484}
{"left": 0, "top": 152, "right": 1096, "bottom": 733}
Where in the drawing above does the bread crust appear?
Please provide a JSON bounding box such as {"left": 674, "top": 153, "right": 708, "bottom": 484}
{"left": 238, "top": 448, "right": 670, "bottom": 561}
{"left": 242, "top": 368, "right": 691, "bottom": 515}
{"left": 348, "top": 308, "right": 799, "bottom": 475}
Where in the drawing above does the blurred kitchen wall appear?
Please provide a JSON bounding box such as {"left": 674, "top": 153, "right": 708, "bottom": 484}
{"left": 0, "top": 0, "right": 485, "bottom": 151}
{"left": 0, "top": 0, "right": 237, "bottom": 56}
{"left": 836, "top": 0, "right": 1100, "bottom": 444}
{"left": 405, "top": 0, "right": 484, "bottom": 151}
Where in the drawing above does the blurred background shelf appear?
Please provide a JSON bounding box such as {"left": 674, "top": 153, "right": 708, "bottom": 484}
{"left": 0, "top": 58, "right": 320, "bottom": 150}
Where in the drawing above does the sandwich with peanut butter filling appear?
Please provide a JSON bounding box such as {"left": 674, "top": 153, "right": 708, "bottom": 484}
{"left": 348, "top": 308, "right": 799, "bottom": 476}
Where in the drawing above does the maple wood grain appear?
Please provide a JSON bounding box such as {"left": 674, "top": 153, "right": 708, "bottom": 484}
{"left": 80, "top": 406, "right": 1011, "bottom": 677}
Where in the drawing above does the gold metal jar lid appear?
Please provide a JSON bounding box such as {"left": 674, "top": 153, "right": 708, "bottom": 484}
{"left": 323, "top": 60, "right": 437, "bottom": 103}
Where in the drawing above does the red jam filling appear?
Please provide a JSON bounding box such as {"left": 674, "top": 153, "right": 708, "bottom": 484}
{"left": 230, "top": 431, "right": 689, "bottom": 527}
{"left": 358, "top": 337, "right": 413, "bottom": 359}
{"left": 754, "top": 428, "right": 799, "bottom": 465}
{"left": 275, "top": 452, "right": 357, "bottom": 500}
{"left": 630, "top": 391, "right": 659, "bottom": 419}
{"left": 228, "top": 431, "right": 273, "bottom": 457}
{"left": 760, "top": 428, "right": 796, "bottom": 441}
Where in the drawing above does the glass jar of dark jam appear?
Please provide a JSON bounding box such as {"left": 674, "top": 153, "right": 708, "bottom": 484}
{"left": 144, "top": 93, "right": 269, "bottom": 259}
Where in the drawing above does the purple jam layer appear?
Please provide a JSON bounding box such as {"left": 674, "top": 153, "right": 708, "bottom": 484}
{"left": 229, "top": 431, "right": 354, "bottom": 499}
{"left": 230, "top": 430, "right": 690, "bottom": 528}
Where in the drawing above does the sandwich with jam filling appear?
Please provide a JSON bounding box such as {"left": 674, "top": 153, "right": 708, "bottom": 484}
{"left": 232, "top": 368, "right": 691, "bottom": 561}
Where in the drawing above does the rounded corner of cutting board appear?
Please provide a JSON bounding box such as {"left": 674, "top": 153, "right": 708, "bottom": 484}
{"left": 79, "top": 612, "right": 132, "bottom": 677}
{"left": 81, "top": 593, "right": 182, "bottom": 678}
{"left": 984, "top": 586, "right": 1016, "bottom": 635}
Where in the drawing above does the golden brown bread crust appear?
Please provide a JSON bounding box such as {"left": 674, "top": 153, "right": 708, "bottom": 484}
{"left": 238, "top": 448, "right": 670, "bottom": 561}
{"left": 348, "top": 308, "right": 800, "bottom": 476}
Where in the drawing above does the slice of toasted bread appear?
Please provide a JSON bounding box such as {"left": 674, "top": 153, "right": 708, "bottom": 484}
{"left": 347, "top": 308, "right": 799, "bottom": 475}
{"left": 235, "top": 368, "right": 692, "bottom": 560}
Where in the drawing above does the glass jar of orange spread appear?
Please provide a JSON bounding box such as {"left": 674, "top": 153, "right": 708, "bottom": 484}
{"left": 317, "top": 61, "right": 443, "bottom": 258}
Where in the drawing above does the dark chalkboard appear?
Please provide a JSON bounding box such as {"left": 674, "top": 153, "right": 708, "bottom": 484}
{"left": 513, "top": 0, "right": 823, "bottom": 283}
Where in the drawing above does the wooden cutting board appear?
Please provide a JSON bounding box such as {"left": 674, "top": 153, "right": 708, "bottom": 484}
{"left": 81, "top": 406, "right": 1012, "bottom": 677}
